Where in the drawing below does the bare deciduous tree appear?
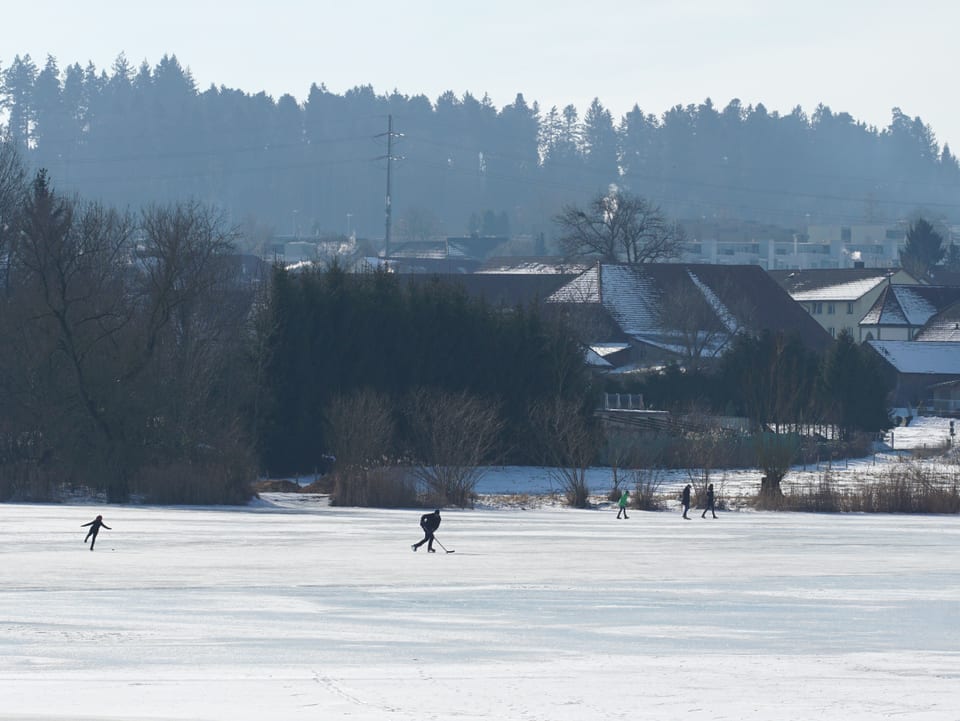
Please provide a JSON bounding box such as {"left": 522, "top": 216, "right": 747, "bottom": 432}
{"left": 656, "top": 274, "right": 746, "bottom": 371}
{"left": 1, "top": 174, "right": 255, "bottom": 503}
{"left": 325, "top": 388, "right": 408, "bottom": 507}
{"left": 325, "top": 388, "right": 395, "bottom": 470}
{"left": 529, "top": 396, "right": 597, "bottom": 507}
{"left": 404, "top": 388, "right": 503, "bottom": 507}
{"left": 755, "top": 432, "right": 800, "bottom": 505}
{"left": 555, "top": 187, "right": 683, "bottom": 264}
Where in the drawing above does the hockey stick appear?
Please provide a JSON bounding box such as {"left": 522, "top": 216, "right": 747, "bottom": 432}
{"left": 433, "top": 537, "right": 455, "bottom": 553}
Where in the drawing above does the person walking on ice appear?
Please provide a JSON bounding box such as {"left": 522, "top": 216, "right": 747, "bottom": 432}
{"left": 701, "top": 483, "right": 717, "bottom": 519}
{"left": 81, "top": 514, "right": 110, "bottom": 550}
{"left": 412, "top": 509, "right": 441, "bottom": 553}
{"left": 616, "top": 489, "right": 629, "bottom": 519}
{"left": 680, "top": 484, "right": 692, "bottom": 520}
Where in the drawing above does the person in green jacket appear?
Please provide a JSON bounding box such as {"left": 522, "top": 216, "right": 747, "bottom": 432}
{"left": 616, "top": 489, "right": 629, "bottom": 519}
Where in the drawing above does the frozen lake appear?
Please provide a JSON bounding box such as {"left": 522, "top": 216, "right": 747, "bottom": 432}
{"left": 2, "top": 497, "right": 958, "bottom": 720}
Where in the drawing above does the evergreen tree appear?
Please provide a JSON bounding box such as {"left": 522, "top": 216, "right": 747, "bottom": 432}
{"left": 899, "top": 217, "right": 945, "bottom": 279}
{"left": 6, "top": 52, "right": 960, "bottom": 241}
{"left": 31, "top": 56, "right": 63, "bottom": 154}
{"left": 581, "top": 98, "right": 618, "bottom": 188}
{"left": 820, "top": 331, "right": 891, "bottom": 441}
{"left": 1, "top": 55, "right": 38, "bottom": 148}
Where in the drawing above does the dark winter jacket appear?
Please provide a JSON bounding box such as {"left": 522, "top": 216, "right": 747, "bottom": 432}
{"left": 420, "top": 511, "right": 441, "bottom": 533}
{"left": 681, "top": 486, "right": 691, "bottom": 505}
{"left": 81, "top": 516, "right": 111, "bottom": 532}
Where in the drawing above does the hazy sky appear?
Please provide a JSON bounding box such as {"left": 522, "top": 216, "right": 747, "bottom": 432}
{"left": 4, "top": 0, "right": 960, "bottom": 148}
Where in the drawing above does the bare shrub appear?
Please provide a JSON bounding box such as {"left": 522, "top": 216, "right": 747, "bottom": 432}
{"left": 0, "top": 462, "right": 58, "bottom": 502}
{"left": 782, "top": 464, "right": 960, "bottom": 514}
{"left": 529, "top": 396, "right": 597, "bottom": 508}
{"left": 324, "top": 388, "right": 397, "bottom": 507}
{"left": 628, "top": 467, "right": 666, "bottom": 511}
{"left": 847, "top": 464, "right": 959, "bottom": 514}
{"left": 403, "top": 388, "right": 504, "bottom": 507}
{"left": 331, "top": 465, "right": 418, "bottom": 508}
{"left": 135, "top": 459, "right": 254, "bottom": 505}
{"left": 325, "top": 388, "right": 395, "bottom": 470}
{"left": 781, "top": 469, "right": 843, "bottom": 512}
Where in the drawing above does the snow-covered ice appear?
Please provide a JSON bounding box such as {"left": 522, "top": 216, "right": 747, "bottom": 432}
{"left": 2, "top": 417, "right": 958, "bottom": 719}
{"left": 2, "top": 489, "right": 958, "bottom": 720}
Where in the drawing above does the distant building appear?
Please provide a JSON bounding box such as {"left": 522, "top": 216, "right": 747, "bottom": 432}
{"left": 679, "top": 221, "right": 909, "bottom": 270}
{"left": 769, "top": 268, "right": 919, "bottom": 339}
{"left": 866, "top": 340, "right": 960, "bottom": 410}
{"left": 860, "top": 285, "right": 960, "bottom": 342}
{"left": 546, "top": 262, "right": 831, "bottom": 373}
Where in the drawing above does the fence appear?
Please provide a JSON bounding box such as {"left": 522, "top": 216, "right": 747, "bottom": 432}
{"left": 603, "top": 393, "right": 645, "bottom": 410}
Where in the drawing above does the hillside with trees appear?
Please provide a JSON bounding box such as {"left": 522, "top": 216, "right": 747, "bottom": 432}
{"left": 3, "top": 53, "right": 959, "bottom": 250}
{"left": 0, "top": 54, "right": 927, "bottom": 509}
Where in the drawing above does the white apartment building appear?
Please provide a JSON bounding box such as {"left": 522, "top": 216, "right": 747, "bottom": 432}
{"left": 680, "top": 223, "right": 908, "bottom": 270}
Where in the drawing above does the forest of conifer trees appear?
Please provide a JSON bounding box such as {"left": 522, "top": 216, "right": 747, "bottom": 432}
{"left": 3, "top": 52, "right": 959, "bottom": 251}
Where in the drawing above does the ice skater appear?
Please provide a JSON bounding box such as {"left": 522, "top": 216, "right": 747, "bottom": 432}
{"left": 701, "top": 483, "right": 717, "bottom": 519}
{"left": 412, "top": 509, "right": 441, "bottom": 553}
{"left": 680, "top": 484, "right": 692, "bottom": 520}
{"left": 81, "top": 514, "right": 110, "bottom": 550}
{"left": 616, "top": 489, "right": 629, "bottom": 519}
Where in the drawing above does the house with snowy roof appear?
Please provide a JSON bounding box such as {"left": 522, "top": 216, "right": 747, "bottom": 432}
{"left": 915, "top": 302, "right": 960, "bottom": 342}
{"left": 769, "top": 268, "right": 919, "bottom": 339}
{"left": 866, "top": 340, "right": 960, "bottom": 410}
{"left": 547, "top": 263, "right": 831, "bottom": 372}
{"left": 859, "top": 285, "right": 960, "bottom": 342}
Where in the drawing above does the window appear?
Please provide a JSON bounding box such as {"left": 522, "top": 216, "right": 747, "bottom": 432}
{"left": 811, "top": 302, "right": 823, "bottom": 315}
{"left": 841, "top": 227, "right": 852, "bottom": 242}
{"left": 827, "top": 303, "right": 835, "bottom": 314}
{"left": 828, "top": 327, "right": 836, "bottom": 337}
{"left": 847, "top": 302, "right": 854, "bottom": 314}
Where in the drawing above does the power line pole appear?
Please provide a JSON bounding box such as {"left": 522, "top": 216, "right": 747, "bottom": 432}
{"left": 377, "top": 114, "right": 402, "bottom": 258}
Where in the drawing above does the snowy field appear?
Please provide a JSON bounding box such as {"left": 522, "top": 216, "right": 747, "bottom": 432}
{"left": 1, "top": 415, "right": 958, "bottom": 720}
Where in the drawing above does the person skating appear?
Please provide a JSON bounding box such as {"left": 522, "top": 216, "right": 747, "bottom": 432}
{"left": 680, "top": 484, "right": 692, "bottom": 520}
{"left": 412, "top": 509, "right": 441, "bottom": 552}
{"left": 81, "top": 514, "right": 111, "bottom": 550}
{"left": 616, "top": 489, "right": 629, "bottom": 519}
{"left": 701, "top": 483, "right": 717, "bottom": 519}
